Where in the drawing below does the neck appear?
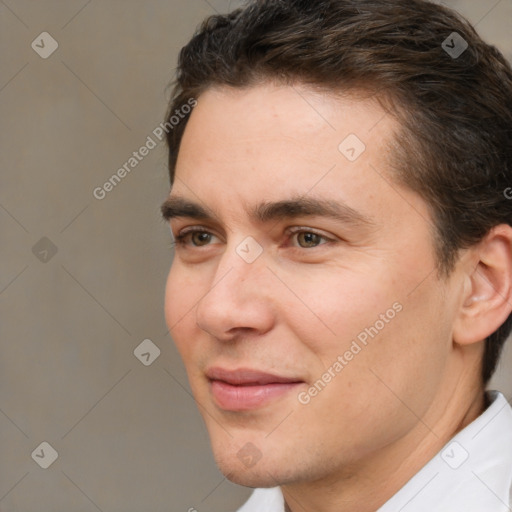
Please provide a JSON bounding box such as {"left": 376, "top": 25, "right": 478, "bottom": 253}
{"left": 282, "top": 382, "right": 485, "bottom": 512}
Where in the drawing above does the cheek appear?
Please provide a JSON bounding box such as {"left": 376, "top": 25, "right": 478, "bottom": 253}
{"left": 322, "top": 275, "right": 451, "bottom": 419}
{"left": 164, "top": 267, "right": 179, "bottom": 330}
{"left": 164, "top": 265, "right": 200, "bottom": 357}
{"left": 290, "top": 260, "right": 448, "bottom": 383}
{"left": 282, "top": 266, "right": 397, "bottom": 356}
{"left": 290, "top": 276, "right": 449, "bottom": 449}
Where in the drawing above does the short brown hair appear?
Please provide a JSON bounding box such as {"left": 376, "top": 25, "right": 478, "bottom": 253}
{"left": 163, "top": 0, "right": 512, "bottom": 382}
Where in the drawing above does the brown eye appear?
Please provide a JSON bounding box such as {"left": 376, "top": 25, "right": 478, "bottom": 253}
{"left": 296, "top": 232, "right": 324, "bottom": 248}
{"left": 191, "top": 231, "right": 213, "bottom": 246}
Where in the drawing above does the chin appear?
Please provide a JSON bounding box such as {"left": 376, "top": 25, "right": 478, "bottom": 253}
{"left": 222, "top": 467, "right": 279, "bottom": 488}
{"left": 212, "top": 442, "right": 301, "bottom": 488}
{"left": 218, "top": 459, "right": 296, "bottom": 488}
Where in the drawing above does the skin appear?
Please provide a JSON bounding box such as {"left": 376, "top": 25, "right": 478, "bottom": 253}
{"left": 162, "top": 83, "right": 512, "bottom": 512}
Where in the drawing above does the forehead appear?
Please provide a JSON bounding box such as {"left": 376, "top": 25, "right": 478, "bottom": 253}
{"left": 172, "top": 83, "right": 405, "bottom": 222}
{"left": 177, "top": 83, "right": 393, "bottom": 161}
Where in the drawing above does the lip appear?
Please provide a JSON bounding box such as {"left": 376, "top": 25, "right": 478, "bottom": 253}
{"left": 206, "top": 367, "right": 304, "bottom": 411}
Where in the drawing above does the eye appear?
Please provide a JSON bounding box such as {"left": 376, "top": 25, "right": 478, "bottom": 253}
{"left": 290, "top": 229, "right": 330, "bottom": 248}
{"left": 190, "top": 231, "right": 213, "bottom": 246}
{"left": 174, "top": 228, "right": 218, "bottom": 247}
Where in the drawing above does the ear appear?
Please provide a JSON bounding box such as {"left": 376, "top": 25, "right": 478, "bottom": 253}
{"left": 453, "top": 224, "right": 512, "bottom": 346}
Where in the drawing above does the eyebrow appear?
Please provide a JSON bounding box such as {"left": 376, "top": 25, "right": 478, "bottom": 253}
{"left": 161, "top": 195, "right": 374, "bottom": 228}
{"left": 161, "top": 196, "right": 213, "bottom": 221}
{"left": 252, "top": 197, "right": 373, "bottom": 227}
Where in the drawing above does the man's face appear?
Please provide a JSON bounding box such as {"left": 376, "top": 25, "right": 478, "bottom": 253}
{"left": 163, "top": 83, "right": 461, "bottom": 486}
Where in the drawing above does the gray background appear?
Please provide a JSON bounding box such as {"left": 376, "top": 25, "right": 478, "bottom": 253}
{"left": 1, "top": 1, "right": 511, "bottom": 511}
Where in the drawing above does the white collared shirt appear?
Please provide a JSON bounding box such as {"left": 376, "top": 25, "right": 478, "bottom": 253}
{"left": 237, "top": 391, "right": 512, "bottom": 512}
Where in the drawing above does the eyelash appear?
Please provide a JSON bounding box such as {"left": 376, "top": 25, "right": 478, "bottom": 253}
{"left": 287, "top": 227, "right": 332, "bottom": 247}
{"left": 172, "top": 228, "right": 212, "bottom": 247}
{"left": 171, "top": 227, "right": 332, "bottom": 248}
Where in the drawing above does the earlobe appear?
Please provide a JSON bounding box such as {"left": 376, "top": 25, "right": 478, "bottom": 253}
{"left": 453, "top": 225, "right": 512, "bottom": 346}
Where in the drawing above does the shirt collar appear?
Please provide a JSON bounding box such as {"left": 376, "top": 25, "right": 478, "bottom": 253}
{"left": 378, "top": 390, "right": 512, "bottom": 511}
{"left": 238, "top": 391, "right": 512, "bottom": 512}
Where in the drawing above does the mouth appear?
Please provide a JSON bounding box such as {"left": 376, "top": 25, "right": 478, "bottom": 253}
{"left": 205, "top": 367, "right": 304, "bottom": 411}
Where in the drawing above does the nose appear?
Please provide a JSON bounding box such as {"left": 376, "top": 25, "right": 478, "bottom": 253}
{"left": 195, "top": 246, "right": 275, "bottom": 342}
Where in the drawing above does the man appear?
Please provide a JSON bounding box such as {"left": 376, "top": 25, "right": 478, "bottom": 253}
{"left": 160, "top": 1, "right": 512, "bottom": 510}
